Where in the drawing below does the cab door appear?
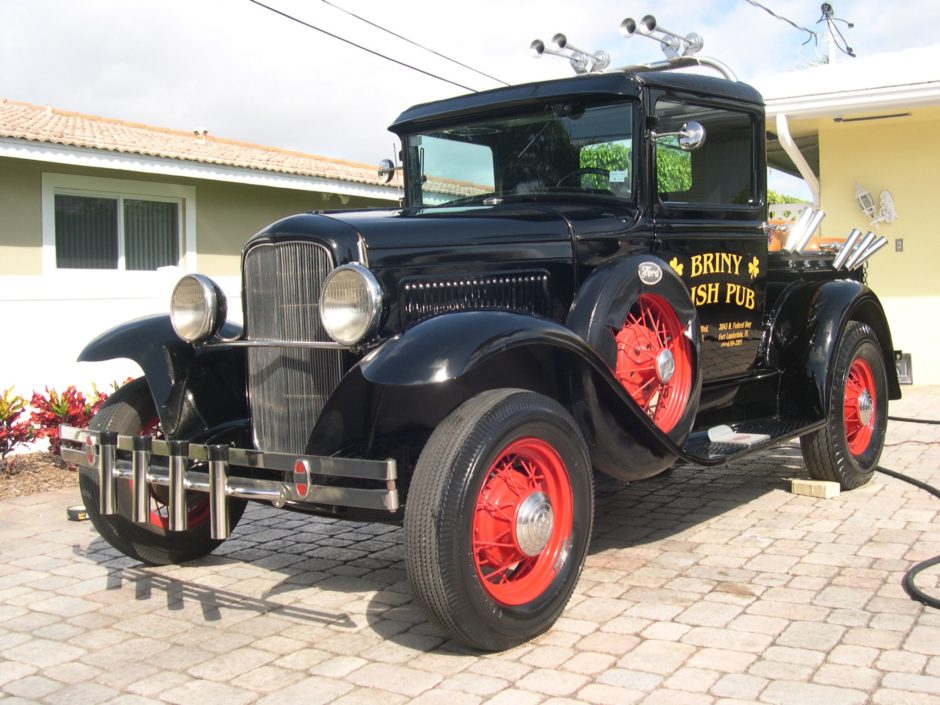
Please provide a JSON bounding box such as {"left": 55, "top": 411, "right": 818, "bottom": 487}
{"left": 650, "top": 95, "right": 767, "bottom": 383}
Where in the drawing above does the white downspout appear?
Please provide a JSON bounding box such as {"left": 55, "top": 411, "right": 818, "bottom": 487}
{"left": 775, "top": 112, "right": 820, "bottom": 207}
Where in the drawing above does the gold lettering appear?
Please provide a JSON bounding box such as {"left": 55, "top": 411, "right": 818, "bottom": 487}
{"left": 725, "top": 284, "right": 756, "bottom": 310}
{"left": 691, "top": 282, "right": 720, "bottom": 306}
{"left": 691, "top": 255, "right": 703, "bottom": 278}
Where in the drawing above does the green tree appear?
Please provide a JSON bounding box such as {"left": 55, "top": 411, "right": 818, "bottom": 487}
{"left": 656, "top": 140, "right": 692, "bottom": 193}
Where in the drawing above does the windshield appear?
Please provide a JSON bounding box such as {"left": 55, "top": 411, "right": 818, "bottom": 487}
{"left": 404, "top": 101, "right": 635, "bottom": 207}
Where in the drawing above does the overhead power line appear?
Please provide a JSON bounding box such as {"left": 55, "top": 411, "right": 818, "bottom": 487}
{"left": 318, "top": 0, "right": 510, "bottom": 86}
{"left": 248, "top": 0, "right": 477, "bottom": 92}
{"left": 742, "top": 0, "right": 818, "bottom": 45}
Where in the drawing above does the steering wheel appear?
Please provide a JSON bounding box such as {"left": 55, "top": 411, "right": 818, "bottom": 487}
{"left": 555, "top": 167, "right": 610, "bottom": 189}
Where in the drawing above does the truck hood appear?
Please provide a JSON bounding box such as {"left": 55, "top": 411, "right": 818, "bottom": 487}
{"left": 248, "top": 202, "right": 636, "bottom": 265}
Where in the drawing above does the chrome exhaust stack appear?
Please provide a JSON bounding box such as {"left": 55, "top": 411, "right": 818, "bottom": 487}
{"left": 131, "top": 435, "right": 151, "bottom": 524}
{"left": 784, "top": 207, "right": 826, "bottom": 254}
{"left": 844, "top": 231, "right": 877, "bottom": 270}
{"left": 97, "top": 431, "right": 118, "bottom": 515}
{"left": 208, "top": 444, "right": 231, "bottom": 541}
{"left": 832, "top": 228, "right": 863, "bottom": 270}
{"left": 168, "top": 441, "right": 189, "bottom": 532}
{"left": 849, "top": 235, "right": 888, "bottom": 270}
{"left": 60, "top": 426, "right": 400, "bottom": 535}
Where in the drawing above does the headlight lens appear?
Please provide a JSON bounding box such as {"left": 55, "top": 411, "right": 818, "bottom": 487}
{"left": 320, "top": 264, "right": 382, "bottom": 345}
{"left": 170, "top": 274, "right": 226, "bottom": 343}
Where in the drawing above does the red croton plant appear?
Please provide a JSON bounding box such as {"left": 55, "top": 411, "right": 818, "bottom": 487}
{"left": 30, "top": 386, "right": 109, "bottom": 456}
{"left": 0, "top": 388, "right": 35, "bottom": 470}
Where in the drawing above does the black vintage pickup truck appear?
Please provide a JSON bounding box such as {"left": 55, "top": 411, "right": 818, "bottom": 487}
{"left": 63, "top": 42, "right": 898, "bottom": 650}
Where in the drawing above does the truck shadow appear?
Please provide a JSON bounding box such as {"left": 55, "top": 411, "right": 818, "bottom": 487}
{"left": 75, "top": 443, "right": 808, "bottom": 654}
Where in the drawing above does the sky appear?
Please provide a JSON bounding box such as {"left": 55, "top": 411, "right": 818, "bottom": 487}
{"left": 2, "top": 0, "right": 939, "bottom": 197}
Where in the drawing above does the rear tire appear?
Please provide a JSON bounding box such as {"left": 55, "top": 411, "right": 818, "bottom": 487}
{"left": 801, "top": 322, "right": 888, "bottom": 490}
{"left": 79, "top": 378, "right": 244, "bottom": 565}
{"left": 405, "top": 389, "right": 593, "bottom": 651}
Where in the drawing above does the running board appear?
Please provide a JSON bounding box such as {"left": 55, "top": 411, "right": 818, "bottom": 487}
{"left": 682, "top": 417, "right": 824, "bottom": 464}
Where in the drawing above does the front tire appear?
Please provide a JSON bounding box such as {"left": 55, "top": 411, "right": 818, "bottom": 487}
{"left": 405, "top": 389, "right": 593, "bottom": 651}
{"left": 801, "top": 322, "right": 888, "bottom": 489}
{"left": 79, "top": 378, "right": 244, "bottom": 565}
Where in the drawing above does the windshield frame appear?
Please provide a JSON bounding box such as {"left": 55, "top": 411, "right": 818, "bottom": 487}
{"left": 401, "top": 98, "right": 639, "bottom": 209}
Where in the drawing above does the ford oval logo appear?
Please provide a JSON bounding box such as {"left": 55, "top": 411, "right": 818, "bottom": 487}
{"left": 638, "top": 262, "right": 663, "bottom": 285}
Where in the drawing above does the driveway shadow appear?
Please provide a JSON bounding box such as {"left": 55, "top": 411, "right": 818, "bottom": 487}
{"left": 72, "top": 443, "right": 809, "bottom": 655}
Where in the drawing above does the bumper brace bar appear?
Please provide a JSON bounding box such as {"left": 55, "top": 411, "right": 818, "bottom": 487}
{"left": 60, "top": 426, "right": 398, "bottom": 540}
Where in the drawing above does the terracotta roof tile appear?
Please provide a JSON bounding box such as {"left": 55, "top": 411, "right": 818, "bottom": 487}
{"left": 0, "top": 97, "right": 395, "bottom": 188}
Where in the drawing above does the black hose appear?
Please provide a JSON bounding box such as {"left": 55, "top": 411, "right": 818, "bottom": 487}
{"left": 888, "top": 415, "right": 940, "bottom": 425}
{"left": 876, "top": 415, "right": 940, "bottom": 609}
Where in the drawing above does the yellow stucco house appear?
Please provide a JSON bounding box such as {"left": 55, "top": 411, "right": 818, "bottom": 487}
{"left": 0, "top": 99, "right": 398, "bottom": 395}
{"left": 756, "top": 44, "right": 940, "bottom": 384}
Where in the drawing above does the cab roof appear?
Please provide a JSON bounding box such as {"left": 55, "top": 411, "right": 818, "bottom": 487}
{"left": 390, "top": 70, "right": 765, "bottom": 132}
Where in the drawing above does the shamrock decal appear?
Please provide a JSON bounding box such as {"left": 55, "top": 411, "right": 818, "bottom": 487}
{"left": 748, "top": 256, "right": 760, "bottom": 280}
{"left": 669, "top": 257, "right": 684, "bottom": 277}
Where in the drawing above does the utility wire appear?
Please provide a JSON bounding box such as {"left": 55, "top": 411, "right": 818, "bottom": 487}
{"left": 248, "top": 0, "right": 477, "bottom": 92}
{"left": 318, "top": 0, "right": 510, "bottom": 86}
{"left": 818, "top": 4, "right": 856, "bottom": 57}
{"left": 742, "top": 0, "right": 818, "bottom": 46}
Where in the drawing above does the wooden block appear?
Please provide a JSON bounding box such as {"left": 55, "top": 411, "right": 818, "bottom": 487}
{"left": 790, "top": 479, "right": 841, "bottom": 499}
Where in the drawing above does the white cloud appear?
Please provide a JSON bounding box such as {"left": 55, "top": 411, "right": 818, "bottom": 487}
{"left": 2, "top": 0, "right": 938, "bottom": 164}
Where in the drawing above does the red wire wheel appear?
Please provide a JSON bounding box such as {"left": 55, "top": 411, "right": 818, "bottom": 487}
{"left": 471, "top": 437, "right": 574, "bottom": 606}
{"left": 843, "top": 357, "right": 877, "bottom": 456}
{"left": 613, "top": 293, "right": 693, "bottom": 433}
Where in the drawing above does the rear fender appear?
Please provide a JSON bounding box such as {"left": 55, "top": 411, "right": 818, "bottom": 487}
{"left": 318, "top": 311, "right": 682, "bottom": 480}
{"left": 769, "top": 279, "right": 901, "bottom": 418}
{"left": 78, "top": 315, "right": 248, "bottom": 440}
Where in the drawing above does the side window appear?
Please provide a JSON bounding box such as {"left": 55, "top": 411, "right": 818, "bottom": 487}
{"left": 655, "top": 101, "right": 755, "bottom": 206}
{"left": 579, "top": 138, "right": 632, "bottom": 195}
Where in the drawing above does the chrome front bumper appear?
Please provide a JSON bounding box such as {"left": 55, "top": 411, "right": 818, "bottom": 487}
{"left": 60, "top": 426, "right": 398, "bottom": 540}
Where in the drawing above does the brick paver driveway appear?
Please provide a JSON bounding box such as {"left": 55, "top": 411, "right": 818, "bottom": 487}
{"left": 1, "top": 388, "right": 939, "bottom": 705}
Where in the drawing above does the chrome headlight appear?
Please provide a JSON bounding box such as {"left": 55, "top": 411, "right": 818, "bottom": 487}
{"left": 319, "top": 264, "right": 382, "bottom": 345}
{"left": 170, "top": 274, "right": 227, "bottom": 343}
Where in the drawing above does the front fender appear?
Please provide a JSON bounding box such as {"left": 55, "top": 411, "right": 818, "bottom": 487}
{"left": 78, "top": 315, "right": 247, "bottom": 439}
{"left": 770, "top": 279, "right": 901, "bottom": 418}
{"left": 350, "top": 311, "right": 685, "bottom": 479}
{"left": 360, "top": 311, "right": 593, "bottom": 386}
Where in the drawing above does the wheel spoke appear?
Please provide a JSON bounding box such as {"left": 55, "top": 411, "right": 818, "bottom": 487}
{"left": 612, "top": 294, "right": 692, "bottom": 434}
{"left": 471, "top": 437, "right": 574, "bottom": 606}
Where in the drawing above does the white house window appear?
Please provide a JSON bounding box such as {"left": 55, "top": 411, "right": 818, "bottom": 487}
{"left": 42, "top": 173, "right": 196, "bottom": 273}
{"left": 54, "top": 194, "right": 180, "bottom": 270}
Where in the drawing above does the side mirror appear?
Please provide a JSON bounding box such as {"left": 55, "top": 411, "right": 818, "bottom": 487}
{"left": 378, "top": 158, "right": 398, "bottom": 184}
{"left": 652, "top": 120, "right": 706, "bottom": 151}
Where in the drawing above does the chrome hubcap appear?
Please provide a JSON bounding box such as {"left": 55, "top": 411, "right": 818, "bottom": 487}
{"left": 858, "top": 389, "right": 873, "bottom": 426}
{"left": 515, "top": 492, "right": 554, "bottom": 557}
{"left": 656, "top": 349, "right": 676, "bottom": 384}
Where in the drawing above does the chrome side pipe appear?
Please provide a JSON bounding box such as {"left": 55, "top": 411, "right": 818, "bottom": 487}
{"left": 131, "top": 435, "right": 152, "bottom": 524}
{"left": 168, "top": 440, "right": 189, "bottom": 532}
{"left": 208, "top": 444, "right": 231, "bottom": 540}
{"left": 98, "top": 431, "right": 117, "bottom": 515}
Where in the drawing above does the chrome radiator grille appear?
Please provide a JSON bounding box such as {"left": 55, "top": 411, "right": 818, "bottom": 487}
{"left": 400, "top": 272, "right": 550, "bottom": 327}
{"left": 244, "top": 241, "right": 343, "bottom": 454}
